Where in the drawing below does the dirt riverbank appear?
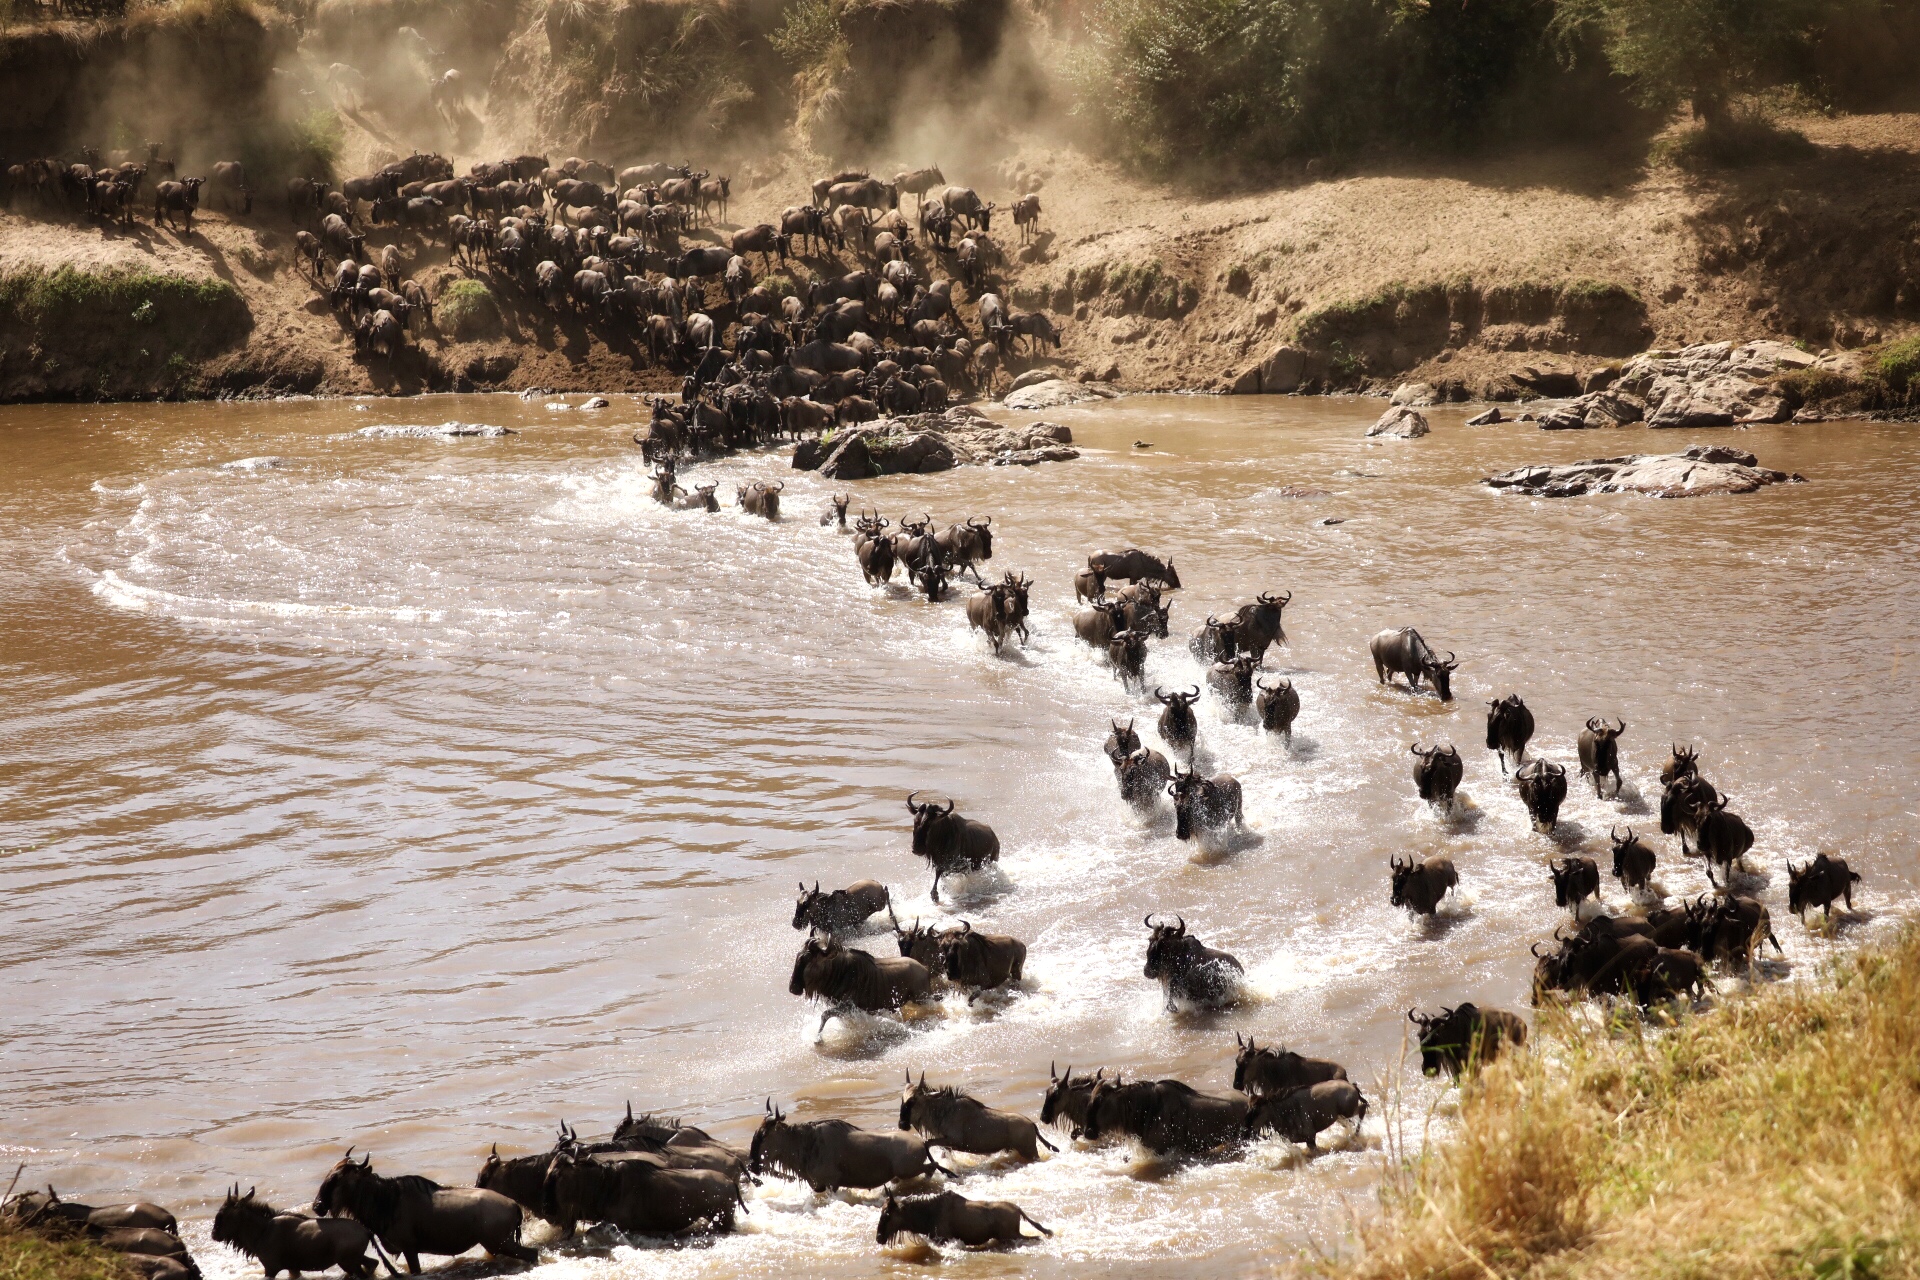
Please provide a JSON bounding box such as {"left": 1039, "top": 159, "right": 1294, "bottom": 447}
{"left": 3, "top": 110, "right": 1919, "bottom": 405}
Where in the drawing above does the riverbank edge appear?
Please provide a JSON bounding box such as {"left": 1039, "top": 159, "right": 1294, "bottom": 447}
{"left": 1315, "top": 922, "right": 1920, "bottom": 1280}
{"left": 0, "top": 1223, "right": 134, "bottom": 1280}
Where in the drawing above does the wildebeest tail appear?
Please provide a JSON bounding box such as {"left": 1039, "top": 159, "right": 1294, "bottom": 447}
{"left": 1035, "top": 1130, "right": 1059, "bottom": 1153}
{"left": 368, "top": 1239, "right": 404, "bottom": 1279}
{"left": 1019, "top": 1208, "right": 1053, "bottom": 1236}
{"left": 926, "top": 1154, "right": 959, "bottom": 1179}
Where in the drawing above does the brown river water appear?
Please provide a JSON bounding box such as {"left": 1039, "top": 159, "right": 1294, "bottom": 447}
{"left": 2, "top": 393, "right": 1916, "bottom": 1278}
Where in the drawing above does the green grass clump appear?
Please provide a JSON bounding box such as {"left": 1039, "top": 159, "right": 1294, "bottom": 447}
{"left": 437, "top": 279, "right": 500, "bottom": 340}
{"left": 0, "top": 1222, "right": 132, "bottom": 1280}
{"left": 1334, "top": 926, "right": 1920, "bottom": 1280}
{"left": 1874, "top": 333, "right": 1920, "bottom": 401}
{"left": 0, "top": 266, "right": 246, "bottom": 352}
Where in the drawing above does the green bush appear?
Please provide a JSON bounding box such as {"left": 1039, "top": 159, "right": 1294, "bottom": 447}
{"left": 0, "top": 267, "right": 247, "bottom": 354}
{"left": 1875, "top": 333, "right": 1920, "bottom": 402}
{"left": 437, "top": 279, "right": 500, "bottom": 340}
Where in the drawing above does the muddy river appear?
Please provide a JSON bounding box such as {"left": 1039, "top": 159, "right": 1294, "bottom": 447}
{"left": 2, "top": 393, "right": 1915, "bottom": 1277}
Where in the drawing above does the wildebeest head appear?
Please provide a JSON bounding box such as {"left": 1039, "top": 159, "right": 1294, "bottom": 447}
{"left": 1041, "top": 1063, "right": 1098, "bottom": 1134}
{"left": 211, "top": 1185, "right": 272, "bottom": 1251}
{"left": 967, "top": 515, "right": 992, "bottom": 560}
{"left": 788, "top": 933, "right": 837, "bottom": 995}
{"left": 875, "top": 1193, "right": 902, "bottom": 1244}
{"left": 1550, "top": 856, "right": 1599, "bottom": 909}
{"left": 312, "top": 1149, "right": 373, "bottom": 1216}
{"left": 1661, "top": 743, "right": 1699, "bottom": 787}
{"left": 792, "top": 881, "right": 824, "bottom": 931}
{"left": 1388, "top": 856, "right": 1417, "bottom": 909}
{"left": 906, "top": 791, "right": 955, "bottom": 856}
{"left": 1423, "top": 649, "right": 1460, "bottom": 702}
{"left": 747, "top": 1099, "right": 787, "bottom": 1175}
{"left": 1155, "top": 686, "right": 1200, "bottom": 713}
{"left": 1105, "top": 717, "right": 1141, "bottom": 761}
{"left": 1516, "top": 759, "right": 1568, "bottom": 831}
{"left": 1141, "top": 914, "right": 1192, "bottom": 980}
{"left": 1585, "top": 716, "right": 1625, "bottom": 746}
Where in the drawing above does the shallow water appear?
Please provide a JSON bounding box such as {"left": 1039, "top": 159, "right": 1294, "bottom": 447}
{"left": 2, "top": 392, "right": 1915, "bottom": 1277}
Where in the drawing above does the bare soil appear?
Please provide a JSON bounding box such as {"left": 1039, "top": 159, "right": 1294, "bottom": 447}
{"left": 5, "top": 111, "right": 1917, "bottom": 402}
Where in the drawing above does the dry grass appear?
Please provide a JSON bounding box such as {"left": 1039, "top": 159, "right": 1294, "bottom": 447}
{"left": 1333, "top": 928, "right": 1920, "bottom": 1280}
{"left": 0, "top": 1222, "right": 131, "bottom": 1280}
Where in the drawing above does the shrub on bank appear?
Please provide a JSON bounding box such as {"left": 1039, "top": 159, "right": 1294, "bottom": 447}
{"left": 0, "top": 267, "right": 249, "bottom": 398}
{"left": 0, "top": 1223, "right": 131, "bottom": 1280}
{"left": 437, "top": 279, "right": 501, "bottom": 341}
{"left": 1338, "top": 926, "right": 1920, "bottom": 1280}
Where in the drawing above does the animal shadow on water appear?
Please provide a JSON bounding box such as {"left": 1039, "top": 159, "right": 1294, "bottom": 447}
{"left": 1186, "top": 825, "right": 1264, "bottom": 866}
{"left": 1428, "top": 793, "right": 1483, "bottom": 834}
{"left": 812, "top": 1006, "right": 919, "bottom": 1059}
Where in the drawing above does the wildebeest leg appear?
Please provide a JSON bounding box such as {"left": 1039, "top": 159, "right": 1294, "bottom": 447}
{"left": 405, "top": 1254, "right": 421, "bottom": 1276}
{"left": 487, "top": 1239, "right": 538, "bottom": 1265}
{"left": 930, "top": 869, "right": 942, "bottom": 904}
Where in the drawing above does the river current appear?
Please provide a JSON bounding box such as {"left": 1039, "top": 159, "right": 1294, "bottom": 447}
{"left": 2, "top": 393, "right": 1915, "bottom": 1277}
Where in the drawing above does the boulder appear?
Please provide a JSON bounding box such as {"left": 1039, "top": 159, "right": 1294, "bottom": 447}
{"left": 1004, "top": 378, "right": 1118, "bottom": 410}
{"left": 1581, "top": 366, "right": 1620, "bottom": 394}
{"left": 792, "top": 437, "right": 827, "bottom": 470}
{"left": 1368, "top": 405, "right": 1430, "bottom": 438}
{"left": 1391, "top": 381, "right": 1436, "bottom": 407}
{"left": 1646, "top": 373, "right": 1789, "bottom": 428}
{"left": 1009, "top": 368, "right": 1060, "bottom": 392}
{"left": 1484, "top": 445, "right": 1805, "bottom": 498}
{"left": 1465, "top": 407, "right": 1505, "bottom": 426}
{"left": 1512, "top": 361, "right": 1582, "bottom": 397}
{"left": 1537, "top": 403, "right": 1595, "bottom": 431}
{"left": 818, "top": 432, "right": 878, "bottom": 479}
{"left": 1538, "top": 389, "right": 1645, "bottom": 430}
{"left": 993, "top": 446, "right": 1081, "bottom": 466}
{"left": 880, "top": 432, "right": 958, "bottom": 474}
{"left": 1229, "top": 367, "right": 1263, "bottom": 395}
{"left": 1259, "top": 345, "right": 1309, "bottom": 393}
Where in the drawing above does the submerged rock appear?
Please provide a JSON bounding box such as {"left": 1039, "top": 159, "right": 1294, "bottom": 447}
{"left": 1484, "top": 445, "right": 1805, "bottom": 498}
{"left": 1003, "top": 379, "right": 1118, "bottom": 411}
{"left": 1465, "top": 407, "right": 1505, "bottom": 426}
{"left": 1537, "top": 389, "right": 1645, "bottom": 430}
{"left": 1368, "top": 405, "right": 1431, "bottom": 438}
{"left": 797, "top": 409, "right": 1077, "bottom": 478}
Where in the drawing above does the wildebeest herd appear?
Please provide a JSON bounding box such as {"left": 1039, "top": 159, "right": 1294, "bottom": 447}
{"left": 5, "top": 480, "right": 1873, "bottom": 1263}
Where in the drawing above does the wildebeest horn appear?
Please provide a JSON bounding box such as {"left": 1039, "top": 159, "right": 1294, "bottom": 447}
{"left": 940, "top": 799, "right": 954, "bottom": 814}
{"left": 905, "top": 790, "right": 922, "bottom": 811}
{"left": 1050, "top": 1060, "right": 1058, "bottom": 1080}
{"left": 1612, "top": 718, "right": 1626, "bottom": 733}
{"left": 1410, "top": 742, "right": 1425, "bottom": 755}
{"left": 1144, "top": 914, "right": 1156, "bottom": 929}
{"left": 1206, "top": 614, "right": 1218, "bottom": 626}
{"left": 1187, "top": 686, "right": 1200, "bottom": 698}
{"left": 1154, "top": 686, "right": 1168, "bottom": 702}
{"left": 1175, "top": 915, "right": 1185, "bottom": 934}
{"left": 1587, "top": 716, "right": 1603, "bottom": 732}
{"left": 770, "top": 481, "right": 784, "bottom": 492}
{"left": 344, "top": 1145, "right": 354, "bottom": 1160}
{"left": 1279, "top": 591, "right": 1291, "bottom": 604}
{"left": 625, "top": 1101, "right": 633, "bottom": 1123}
{"left": 1531, "top": 941, "right": 1546, "bottom": 957}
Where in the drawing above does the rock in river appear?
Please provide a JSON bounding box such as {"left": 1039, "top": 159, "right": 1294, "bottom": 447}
{"left": 1484, "top": 445, "right": 1806, "bottom": 498}
{"left": 795, "top": 409, "right": 1078, "bottom": 478}
{"left": 1003, "top": 379, "right": 1119, "bottom": 411}
{"left": 1368, "top": 405, "right": 1430, "bottom": 438}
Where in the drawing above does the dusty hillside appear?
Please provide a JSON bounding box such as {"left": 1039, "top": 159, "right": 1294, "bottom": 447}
{"left": 3, "top": 110, "right": 1918, "bottom": 401}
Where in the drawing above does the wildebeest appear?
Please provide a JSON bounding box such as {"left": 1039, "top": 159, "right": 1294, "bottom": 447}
{"left": 966, "top": 575, "right": 1029, "bottom": 653}
{"left": 1685, "top": 893, "right": 1782, "bottom": 971}
{"left": 905, "top": 792, "right": 1000, "bottom": 901}
{"left": 5, "top": 1190, "right": 177, "bottom": 1233}
{"left": 1012, "top": 193, "right": 1041, "bottom": 243}
{"left": 1232, "top": 1035, "right": 1348, "bottom": 1098}
{"left": 1207, "top": 655, "right": 1258, "bottom": 719}
{"left": 1074, "top": 566, "right": 1106, "bottom": 602}
{"left": 1367, "top": 628, "right": 1458, "bottom": 701}
{"left": 1155, "top": 686, "right": 1200, "bottom": 756}
{"left": 1104, "top": 718, "right": 1142, "bottom": 759}
{"left": 886, "top": 911, "right": 954, "bottom": 969}
{"left": 1040, "top": 1064, "right": 1100, "bottom": 1139}
{"left": 913, "top": 558, "right": 950, "bottom": 603}
{"left": 1660, "top": 743, "right": 1699, "bottom": 788}
{"left": 1609, "top": 826, "right": 1657, "bottom": 891}
{"left": 789, "top": 934, "right": 931, "bottom": 1031}
{"left": 1389, "top": 854, "right": 1458, "bottom": 916}
{"left": 1109, "top": 628, "right": 1148, "bottom": 692}
{"left": 1550, "top": 856, "right": 1600, "bottom": 911}
{"left": 1787, "top": 852, "right": 1861, "bottom": 921}
{"left": 736, "top": 479, "right": 782, "bottom": 519}
{"left": 1660, "top": 772, "right": 1720, "bottom": 855}
{"left": 1082, "top": 1077, "right": 1248, "bottom": 1157}
{"left": 1409, "top": 742, "right": 1464, "bottom": 810}
{"left": 1167, "top": 766, "right": 1242, "bottom": 845}
{"left": 154, "top": 177, "right": 204, "bottom": 232}
{"left": 1087, "top": 548, "right": 1180, "bottom": 590}
{"left": 312, "top": 1150, "right": 535, "bottom": 1272}
{"left": 898, "top": 1072, "right": 1055, "bottom": 1161}
{"left": 891, "top": 166, "right": 946, "bottom": 206}
{"left": 212, "top": 1187, "right": 378, "bottom": 1278}
{"left": 941, "top": 920, "right": 1026, "bottom": 991}
{"left": 1254, "top": 677, "right": 1300, "bottom": 741}
{"left": 1515, "top": 759, "right": 1568, "bottom": 832}
{"left": 931, "top": 517, "right": 993, "bottom": 582}
{"left": 792, "top": 879, "right": 891, "bottom": 936}
{"left": 540, "top": 1149, "right": 740, "bottom": 1237}
{"left": 1143, "top": 914, "right": 1243, "bottom": 1008}
{"left": 1484, "top": 693, "right": 1534, "bottom": 774}
{"left": 1072, "top": 599, "right": 1124, "bottom": 649}
{"left": 1111, "top": 745, "right": 1172, "bottom": 811}
{"left": 855, "top": 517, "right": 897, "bottom": 585}
{"left": 876, "top": 1191, "right": 1049, "bottom": 1247}
{"left": 88, "top": 1228, "right": 196, "bottom": 1276}
{"left": 1242, "top": 1081, "right": 1367, "bottom": 1152}
{"left": 750, "top": 1103, "right": 950, "bottom": 1191}
{"left": 1408, "top": 1003, "right": 1528, "bottom": 1077}
{"left": 1577, "top": 717, "right": 1626, "bottom": 797}
{"left": 1695, "top": 797, "right": 1756, "bottom": 887}
{"left": 1233, "top": 592, "right": 1290, "bottom": 662}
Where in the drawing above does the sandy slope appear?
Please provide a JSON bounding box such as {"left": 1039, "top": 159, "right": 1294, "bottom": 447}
{"left": 4, "top": 111, "right": 1916, "bottom": 400}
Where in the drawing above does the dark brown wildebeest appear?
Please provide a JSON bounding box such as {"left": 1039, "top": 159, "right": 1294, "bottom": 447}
{"left": 1516, "top": 759, "right": 1568, "bottom": 832}
{"left": 474, "top": 1147, "right": 557, "bottom": 1220}
{"left": 1660, "top": 743, "right": 1700, "bottom": 788}
{"left": 823, "top": 493, "right": 851, "bottom": 530}
{"left": 877, "top": 1190, "right": 1049, "bottom": 1247}
{"left": 793, "top": 879, "right": 891, "bottom": 936}
{"left": 1484, "top": 693, "right": 1534, "bottom": 775}
{"left": 153, "top": 177, "right": 204, "bottom": 232}
{"left": 540, "top": 1149, "right": 740, "bottom": 1237}
{"left": 941, "top": 920, "right": 1026, "bottom": 991}
{"left": 1072, "top": 599, "right": 1125, "bottom": 649}
{"left": 913, "top": 559, "right": 950, "bottom": 603}
{"left": 750, "top": 1103, "right": 950, "bottom": 1191}
{"left": 1661, "top": 772, "right": 1719, "bottom": 854}
{"left": 1409, "top": 742, "right": 1464, "bottom": 810}
{"left": 855, "top": 516, "right": 897, "bottom": 585}
{"left": 1087, "top": 548, "right": 1180, "bottom": 590}
{"left": 88, "top": 1228, "right": 196, "bottom": 1275}
{"left": 212, "top": 1187, "right": 379, "bottom": 1278}
{"left": 1189, "top": 615, "right": 1239, "bottom": 664}
{"left": 7, "top": 1189, "right": 176, "bottom": 1233}
{"left": 312, "top": 1151, "right": 535, "bottom": 1273}
{"left": 1232, "top": 1035, "right": 1347, "bottom": 1098}
{"left": 1012, "top": 193, "right": 1041, "bottom": 243}
{"left": 1695, "top": 797, "right": 1756, "bottom": 887}
{"left": 898, "top": 1072, "right": 1055, "bottom": 1161}
{"left": 1104, "top": 718, "right": 1142, "bottom": 760}
{"left": 905, "top": 792, "right": 1000, "bottom": 902}
{"left": 1550, "top": 856, "right": 1600, "bottom": 912}
{"left": 1143, "top": 914, "right": 1243, "bottom": 1009}
{"left": 1610, "top": 826, "right": 1657, "bottom": 891}
{"left": 1408, "top": 1004, "right": 1528, "bottom": 1078}
{"left": 1109, "top": 628, "right": 1148, "bottom": 692}
{"left": 1242, "top": 1081, "right": 1367, "bottom": 1152}
{"left": 1082, "top": 1076, "right": 1248, "bottom": 1157}
{"left": 286, "top": 176, "right": 327, "bottom": 224}
{"left": 1074, "top": 566, "right": 1107, "bottom": 602}
{"left": 1111, "top": 745, "right": 1172, "bottom": 811}
{"left": 1577, "top": 717, "right": 1627, "bottom": 797}
{"left": 789, "top": 935, "right": 931, "bottom": 1031}
{"left": 965, "top": 578, "right": 1021, "bottom": 653}
{"left": 1367, "top": 627, "right": 1458, "bottom": 701}
{"left": 1040, "top": 1064, "right": 1101, "bottom": 1139}
{"left": 1155, "top": 686, "right": 1201, "bottom": 756}
{"left": 1255, "top": 677, "right": 1300, "bottom": 741}
{"left": 891, "top": 166, "right": 946, "bottom": 207}
{"left": 210, "top": 160, "right": 250, "bottom": 214}
{"left": 891, "top": 911, "right": 964, "bottom": 970}
{"left": 932, "top": 517, "right": 993, "bottom": 583}
{"left": 648, "top": 461, "right": 678, "bottom": 505}
{"left": 1233, "top": 592, "right": 1290, "bottom": 663}
{"left": 1167, "top": 767, "right": 1243, "bottom": 846}
{"left": 1787, "top": 852, "right": 1861, "bottom": 921}
{"left": 1208, "top": 654, "right": 1258, "bottom": 719}
{"left": 1686, "top": 893, "right": 1782, "bottom": 972}
{"left": 1389, "top": 854, "right": 1458, "bottom": 916}
{"left": 736, "top": 480, "right": 783, "bottom": 520}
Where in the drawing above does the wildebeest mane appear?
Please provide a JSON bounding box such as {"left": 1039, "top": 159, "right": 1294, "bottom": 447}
{"left": 758, "top": 1117, "right": 856, "bottom": 1182}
